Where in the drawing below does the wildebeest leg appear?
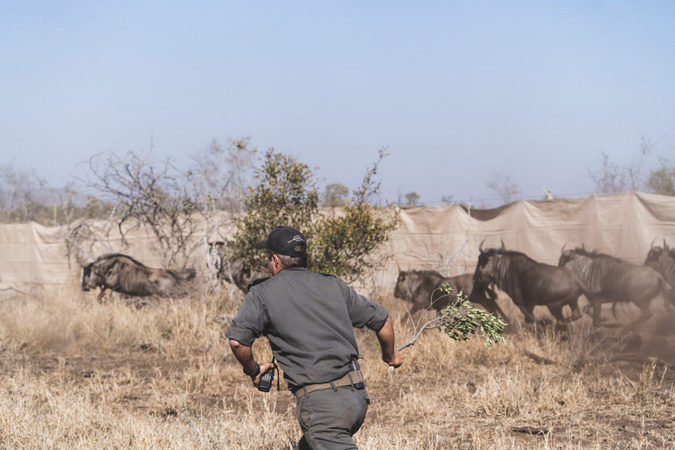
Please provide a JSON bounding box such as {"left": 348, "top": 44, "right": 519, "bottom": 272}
{"left": 517, "top": 304, "right": 537, "bottom": 323}
{"left": 483, "top": 301, "right": 507, "bottom": 320}
{"left": 548, "top": 304, "right": 566, "bottom": 323}
{"left": 625, "top": 304, "right": 652, "bottom": 330}
{"left": 97, "top": 287, "right": 108, "bottom": 303}
{"left": 567, "top": 299, "right": 583, "bottom": 321}
{"left": 585, "top": 296, "right": 604, "bottom": 326}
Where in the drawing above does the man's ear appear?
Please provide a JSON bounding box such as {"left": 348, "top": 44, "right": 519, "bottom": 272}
{"left": 270, "top": 253, "right": 281, "bottom": 271}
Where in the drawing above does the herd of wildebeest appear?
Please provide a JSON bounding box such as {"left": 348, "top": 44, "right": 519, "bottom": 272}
{"left": 80, "top": 239, "right": 675, "bottom": 329}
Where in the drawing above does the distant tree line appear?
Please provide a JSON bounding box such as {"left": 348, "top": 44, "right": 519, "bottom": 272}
{"left": 3, "top": 140, "right": 396, "bottom": 288}
{"left": 2, "top": 137, "right": 674, "bottom": 228}
{"left": 588, "top": 138, "right": 675, "bottom": 196}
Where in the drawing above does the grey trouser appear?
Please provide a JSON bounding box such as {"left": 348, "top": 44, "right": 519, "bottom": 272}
{"left": 296, "top": 386, "right": 370, "bottom": 450}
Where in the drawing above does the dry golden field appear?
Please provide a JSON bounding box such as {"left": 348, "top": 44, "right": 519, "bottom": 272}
{"left": 0, "top": 280, "right": 673, "bottom": 449}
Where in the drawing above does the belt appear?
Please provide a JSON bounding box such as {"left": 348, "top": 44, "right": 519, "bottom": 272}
{"left": 294, "top": 370, "right": 365, "bottom": 399}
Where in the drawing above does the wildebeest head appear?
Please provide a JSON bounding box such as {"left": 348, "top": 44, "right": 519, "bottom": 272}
{"left": 81, "top": 254, "right": 125, "bottom": 293}
{"left": 644, "top": 239, "right": 673, "bottom": 269}
{"left": 81, "top": 262, "right": 102, "bottom": 291}
{"left": 558, "top": 241, "right": 588, "bottom": 267}
{"left": 645, "top": 245, "right": 665, "bottom": 268}
{"left": 558, "top": 246, "right": 594, "bottom": 269}
{"left": 473, "top": 239, "right": 506, "bottom": 285}
{"left": 393, "top": 270, "right": 412, "bottom": 301}
{"left": 394, "top": 269, "right": 446, "bottom": 304}
{"left": 82, "top": 260, "right": 107, "bottom": 291}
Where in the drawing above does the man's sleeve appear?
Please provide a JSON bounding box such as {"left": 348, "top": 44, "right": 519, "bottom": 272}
{"left": 340, "top": 279, "right": 389, "bottom": 331}
{"left": 225, "top": 290, "right": 268, "bottom": 346}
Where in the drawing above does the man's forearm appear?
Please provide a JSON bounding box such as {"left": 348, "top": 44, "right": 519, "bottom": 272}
{"left": 229, "top": 339, "right": 259, "bottom": 375}
{"left": 376, "top": 317, "right": 396, "bottom": 363}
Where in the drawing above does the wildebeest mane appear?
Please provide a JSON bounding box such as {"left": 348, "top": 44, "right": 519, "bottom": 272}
{"left": 91, "top": 253, "right": 149, "bottom": 268}
{"left": 567, "top": 247, "right": 626, "bottom": 264}
{"left": 481, "top": 249, "right": 531, "bottom": 302}
{"left": 561, "top": 247, "right": 634, "bottom": 292}
{"left": 408, "top": 269, "right": 444, "bottom": 278}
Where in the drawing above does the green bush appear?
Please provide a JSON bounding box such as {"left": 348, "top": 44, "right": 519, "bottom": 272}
{"left": 232, "top": 148, "right": 398, "bottom": 282}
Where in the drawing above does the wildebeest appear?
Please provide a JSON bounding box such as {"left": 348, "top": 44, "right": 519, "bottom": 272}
{"left": 81, "top": 253, "right": 196, "bottom": 301}
{"left": 473, "top": 242, "right": 595, "bottom": 324}
{"left": 644, "top": 240, "right": 675, "bottom": 305}
{"left": 559, "top": 246, "right": 673, "bottom": 327}
{"left": 394, "top": 270, "right": 505, "bottom": 319}
{"left": 206, "top": 241, "right": 254, "bottom": 293}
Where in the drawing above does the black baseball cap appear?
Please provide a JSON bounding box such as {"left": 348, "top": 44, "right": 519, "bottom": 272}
{"left": 256, "top": 226, "right": 307, "bottom": 257}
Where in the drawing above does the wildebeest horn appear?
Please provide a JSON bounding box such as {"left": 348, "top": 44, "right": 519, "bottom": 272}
{"left": 664, "top": 239, "right": 669, "bottom": 250}
{"left": 650, "top": 238, "right": 656, "bottom": 249}
{"left": 500, "top": 239, "right": 506, "bottom": 250}
{"left": 561, "top": 242, "right": 567, "bottom": 254}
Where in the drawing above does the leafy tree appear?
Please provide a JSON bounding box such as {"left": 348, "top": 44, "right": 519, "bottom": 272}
{"left": 646, "top": 158, "right": 675, "bottom": 196}
{"left": 232, "top": 148, "right": 398, "bottom": 282}
{"left": 231, "top": 149, "right": 321, "bottom": 272}
{"left": 311, "top": 150, "right": 398, "bottom": 280}
{"left": 404, "top": 192, "right": 420, "bottom": 206}
{"left": 322, "top": 183, "right": 349, "bottom": 207}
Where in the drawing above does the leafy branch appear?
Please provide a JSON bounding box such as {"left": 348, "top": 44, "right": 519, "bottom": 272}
{"left": 397, "top": 283, "right": 506, "bottom": 351}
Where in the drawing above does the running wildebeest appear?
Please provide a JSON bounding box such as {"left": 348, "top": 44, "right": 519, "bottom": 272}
{"left": 81, "top": 253, "right": 196, "bottom": 301}
{"left": 644, "top": 240, "right": 675, "bottom": 306}
{"left": 559, "top": 246, "right": 673, "bottom": 328}
{"left": 394, "top": 269, "right": 505, "bottom": 319}
{"left": 473, "top": 241, "right": 595, "bottom": 324}
{"left": 206, "top": 241, "right": 254, "bottom": 293}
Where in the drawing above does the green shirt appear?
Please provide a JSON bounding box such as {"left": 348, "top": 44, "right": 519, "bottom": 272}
{"left": 226, "top": 267, "right": 388, "bottom": 391}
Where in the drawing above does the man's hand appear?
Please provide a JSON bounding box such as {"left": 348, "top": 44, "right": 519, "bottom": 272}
{"left": 252, "top": 362, "right": 275, "bottom": 387}
{"left": 385, "top": 348, "right": 403, "bottom": 368}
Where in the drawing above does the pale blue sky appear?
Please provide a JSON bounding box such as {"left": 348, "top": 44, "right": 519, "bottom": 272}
{"left": 1, "top": 1, "right": 674, "bottom": 205}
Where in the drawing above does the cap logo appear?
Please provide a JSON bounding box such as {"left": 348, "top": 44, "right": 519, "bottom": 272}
{"left": 288, "top": 235, "right": 304, "bottom": 244}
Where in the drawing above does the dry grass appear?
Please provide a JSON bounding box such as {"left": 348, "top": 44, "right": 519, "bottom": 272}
{"left": 1, "top": 281, "right": 674, "bottom": 449}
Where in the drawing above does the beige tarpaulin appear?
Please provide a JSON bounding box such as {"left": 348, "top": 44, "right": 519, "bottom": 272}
{"left": 1, "top": 192, "right": 674, "bottom": 290}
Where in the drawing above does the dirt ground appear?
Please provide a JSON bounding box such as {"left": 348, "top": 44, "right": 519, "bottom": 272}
{"left": 0, "top": 289, "right": 673, "bottom": 448}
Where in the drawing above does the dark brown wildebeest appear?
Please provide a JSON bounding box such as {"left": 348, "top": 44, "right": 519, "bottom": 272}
{"left": 559, "top": 246, "right": 673, "bottom": 328}
{"left": 81, "top": 253, "right": 196, "bottom": 301}
{"left": 644, "top": 240, "right": 675, "bottom": 306}
{"left": 394, "top": 269, "right": 505, "bottom": 319}
{"left": 206, "top": 241, "right": 255, "bottom": 293}
{"left": 473, "top": 242, "right": 595, "bottom": 324}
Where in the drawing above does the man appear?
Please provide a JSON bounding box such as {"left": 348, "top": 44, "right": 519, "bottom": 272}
{"left": 226, "top": 226, "right": 403, "bottom": 449}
